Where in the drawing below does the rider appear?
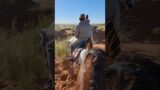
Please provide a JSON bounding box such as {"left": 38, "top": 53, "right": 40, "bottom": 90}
{"left": 68, "top": 14, "right": 93, "bottom": 75}
{"left": 68, "top": 14, "right": 93, "bottom": 60}
{"left": 74, "top": 14, "right": 93, "bottom": 48}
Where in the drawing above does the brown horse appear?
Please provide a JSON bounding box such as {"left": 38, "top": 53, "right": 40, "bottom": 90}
{"left": 75, "top": 49, "right": 106, "bottom": 90}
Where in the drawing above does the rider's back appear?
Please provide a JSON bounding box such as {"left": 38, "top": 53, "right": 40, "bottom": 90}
{"left": 75, "top": 21, "right": 92, "bottom": 42}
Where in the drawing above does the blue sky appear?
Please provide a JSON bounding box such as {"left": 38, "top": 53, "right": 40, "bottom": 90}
{"left": 55, "top": 0, "right": 105, "bottom": 24}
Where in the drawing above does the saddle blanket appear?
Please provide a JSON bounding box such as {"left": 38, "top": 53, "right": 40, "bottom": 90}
{"left": 72, "top": 48, "right": 89, "bottom": 65}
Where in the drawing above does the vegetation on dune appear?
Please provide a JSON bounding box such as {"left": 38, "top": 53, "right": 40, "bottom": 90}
{"left": 55, "top": 38, "right": 70, "bottom": 58}
{"left": 97, "top": 25, "right": 105, "bottom": 31}
{"left": 55, "top": 24, "right": 76, "bottom": 31}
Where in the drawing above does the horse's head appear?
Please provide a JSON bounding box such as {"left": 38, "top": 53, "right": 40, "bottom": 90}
{"left": 122, "top": 0, "right": 134, "bottom": 11}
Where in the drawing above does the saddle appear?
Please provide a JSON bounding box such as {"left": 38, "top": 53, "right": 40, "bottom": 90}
{"left": 68, "top": 39, "right": 92, "bottom": 63}
{"left": 72, "top": 40, "right": 87, "bottom": 59}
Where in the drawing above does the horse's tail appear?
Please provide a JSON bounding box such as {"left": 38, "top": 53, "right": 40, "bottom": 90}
{"left": 106, "top": 21, "right": 121, "bottom": 59}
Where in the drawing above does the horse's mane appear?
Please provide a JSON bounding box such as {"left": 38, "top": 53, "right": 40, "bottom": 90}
{"left": 85, "top": 49, "right": 106, "bottom": 90}
{"left": 105, "top": 53, "right": 160, "bottom": 90}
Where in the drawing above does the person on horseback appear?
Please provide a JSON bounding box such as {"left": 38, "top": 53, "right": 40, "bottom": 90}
{"left": 73, "top": 14, "right": 93, "bottom": 54}
{"left": 75, "top": 14, "right": 93, "bottom": 45}
{"left": 67, "top": 14, "right": 94, "bottom": 76}
{"left": 67, "top": 14, "right": 93, "bottom": 62}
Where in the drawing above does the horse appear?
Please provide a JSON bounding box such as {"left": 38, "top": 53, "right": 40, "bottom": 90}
{"left": 74, "top": 48, "right": 106, "bottom": 90}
